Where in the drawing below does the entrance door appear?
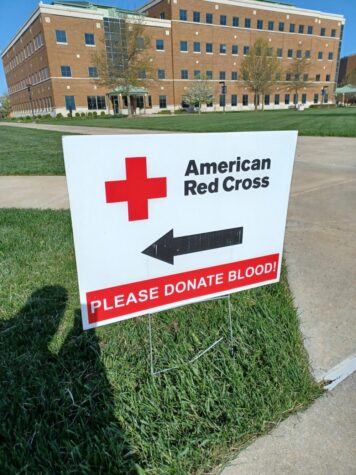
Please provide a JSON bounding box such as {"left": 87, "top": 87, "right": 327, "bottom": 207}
{"left": 112, "top": 96, "right": 119, "bottom": 114}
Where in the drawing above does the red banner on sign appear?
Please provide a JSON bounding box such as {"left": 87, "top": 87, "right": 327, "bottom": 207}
{"left": 87, "top": 253, "right": 279, "bottom": 324}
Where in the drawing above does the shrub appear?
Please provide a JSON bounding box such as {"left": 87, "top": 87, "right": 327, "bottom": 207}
{"left": 100, "top": 111, "right": 106, "bottom": 117}
{"left": 36, "top": 114, "right": 42, "bottom": 119}
{"left": 309, "top": 104, "right": 336, "bottom": 109}
{"left": 87, "top": 112, "right": 93, "bottom": 117}
{"left": 157, "top": 109, "right": 171, "bottom": 115}
{"left": 93, "top": 111, "right": 98, "bottom": 117}
{"left": 43, "top": 114, "right": 51, "bottom": 119}
{"left": 25, "top": 116, "right": 32, "bottom": 121}
{"left": 80, "top": 112, "right": 86, "bottom": 117}
{"left": 56, "top": 113, "right": 63, "bottom": 119}
{"left": 75, "top": 112, "right": 81, "bottom": 117}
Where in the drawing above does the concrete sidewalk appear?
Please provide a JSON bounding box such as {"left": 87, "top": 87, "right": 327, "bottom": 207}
{"left": 1, "top": 135, "right": 355, "bottom": 473}
{"left": 0, "top": 121, "right": 170, "bottom": 135}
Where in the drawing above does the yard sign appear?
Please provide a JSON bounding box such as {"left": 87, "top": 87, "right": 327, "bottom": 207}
{"left": 63, "top": 132, "right": 297, "bottom": 330}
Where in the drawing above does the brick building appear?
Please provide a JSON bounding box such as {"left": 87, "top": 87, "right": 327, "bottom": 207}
{"left": 338, "top": 54, "right": 356, "bottom": 85}
{"left": 1, "top": 0, "right": 345, "bottom": 116}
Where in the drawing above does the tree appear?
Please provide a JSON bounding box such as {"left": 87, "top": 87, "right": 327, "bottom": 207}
{"left": 182, "top": 75, "right": 214, "bottom": 113}
{"left": 285, "top": 57, "right": 311, "bottom": 107}
{"left": 0, "top": 93, "right": 12, "bottom": 118}
{"left": 92, "top": 16, "right": 154, "bottom": 117}
{"left": 240, "top": 38, "right": 280, "bottom": 111}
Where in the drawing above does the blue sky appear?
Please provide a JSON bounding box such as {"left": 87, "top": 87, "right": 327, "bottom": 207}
{"left": 1, "top": 0, "right": 355, "bottom": 93}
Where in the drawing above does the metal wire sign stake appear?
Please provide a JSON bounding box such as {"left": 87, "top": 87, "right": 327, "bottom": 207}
{"left": 147, "top": 294, "right": 234, "bottom": 377}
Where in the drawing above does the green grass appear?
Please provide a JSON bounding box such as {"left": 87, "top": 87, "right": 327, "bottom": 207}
{"left": 0, "top": 126, "right": 73, "bottom": 175}
{"left": 24, "top": 108, "right": 356, "bottom": 137}
{"left": 0, "top": 209, "right": 322, "bottom": 474}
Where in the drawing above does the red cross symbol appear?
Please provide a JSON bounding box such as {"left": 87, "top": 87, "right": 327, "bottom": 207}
{"left": 105, "top": 157, "right": 167, "bottom": 221}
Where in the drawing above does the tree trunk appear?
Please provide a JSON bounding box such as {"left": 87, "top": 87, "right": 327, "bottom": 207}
{"left": 127, "top": 94, "right": 132, "bottom": 118}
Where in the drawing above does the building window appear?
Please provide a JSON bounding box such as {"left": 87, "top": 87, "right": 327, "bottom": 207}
{"left": 265, "top": 94, "right": 270, "bottom": 105}
{"left": 316, "top": 74, "right": 321, "bottom": 81}
{"left": 285, "top": 94, "right": 290, "bottom": 105}
{"left": 220, "top": 15, "right": 227, "bottom": 26}
{"left": 320, "top": 27, "right": 326, "bottom": 36}
{"left": 314, "top": 93, "right": 319, "bottom": 104}
{"left": 305, "top": 50, "right": 311, "bottom": 59}
{"left": 318, "top": 51, "right": 323, "bottom": 60}
{"left": 136, "top": 37, "right": 144, "bottom": 49}
{"left": 231, "top": 94, "right": 237, "bottom": 106}
{"left": 276, "top": 72, "right": 281, "bottom": 81}
{"left": 293, "top": 94, "right": 298, "bottom": 105}
{"left": 88, "top": 66, "right": 98, "bottom": 77}
{"left": 298, "top": 25, "right": 304, "bottom": 34}
{"left": 242, "top": 94, "right": 248, "bottom": 106}
{"left": 290, "top": 23, "right": 295, "bottom": 33}
{"left": 303, "top": 73, "right": 308, "bottom": 81}
{"left": 279, "top": 22, "right": 284, "bottom": 32}
{"left": 65, "top": 95, "right": 76, "bottom": 111}
{"left": 274, "top": 94, "right": 280, "bottom": 105}
{"left": 286, "top": 73, "right": 291, "bottom": 81}
{"left": 193, "top": 11, "right": 200, "bottom": 22}
{"left": 245, "top": 18, "right": 251, "bottom": 28}
{"left": 159, "top": 95, "right": 167, "bottom": 108}
{"left": 326, "top": 74, "right": 331, "bottom": 81}
{"left": 61, "top": 65, "right": 71, "bottom": 77}
{"left": 307, "top": 25, "right": 313, "bottom": 34}
{"left": 219, "top": 95, "right": 226, "bottom": 107}
{"left": 231, "top": 71, "right": 238, "bottom": 80}
{"left": 328, "top": 52, "right": 334, "bottom": 60}
{"left": 219, "top": 71, "right": 226, "bottom": 80}
{"left": 220, "top": 43, "right": 227, "bottom": 54}
{"left": 156, "top": 39, "right": 164, "bottom": 50}
{"left": 194, "top": 70, "right": 201, "bottom": 79}
{"left": 232, "top": 16, "right": 239, "bottom": 27}
{"left": 287, "top": 49, "right": 293, "bottom": 58}
{"left": 331, "top": 29, "right": 336, "bottom": 37}
{"left": 206, "top": 70, "right": 213, "bottom": 79}
{"left": 302, "top": 93, "right": 307, "bottom": 104}
{"left": 87, "top": 95, "right": 106, "bottom": 110}
{"left": 296, "top": 50, "right": 302, "bottom": 58}
{"left": 277, "top": 48, "right": 283, "bottom": 58}
{"left": 206, "top": 13, "right": 213, "bottom": 24}
{"left": 180, "top": 41, "right": 188, "bottom": 52}
{"left": 138, "top": 69, "right": 146, "bottom": 79}
{"left": 159, "top": 12, "right": 165, "bottom": 19}
{"left": 257, "top": 19, "right": 263, "bottom": 30}
{"left": 158, "top": 69, "right": 165, "bottom": 79}
{"left": 56, "top": 30, "right": 67, "bottom": 43}
{"left": 181, "top": 69, "right": 188, "bottom": 79}
{"left": 206, "top": 42, "right": 213, "bottom": 53}
{"left": 84, "top": 33, "right": 95, "bottom": 46}
{"left": 268, "top": 21, "right": 274, "bottom": 31}
{"left": 232, "top": 44, "right": 238, "bottom": 55}
{"left": 243, "top": 46, "right": 250, "bottom": 55}
{"left": 179, "top": 9, "right": 187, "bottom": 21}
{"left": 193, "top": 41, "right": 201, "bottom": 53}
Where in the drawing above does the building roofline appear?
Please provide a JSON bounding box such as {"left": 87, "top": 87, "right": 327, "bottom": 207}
{"left": 138, "top": 0, "right": 345, "bottom": 23}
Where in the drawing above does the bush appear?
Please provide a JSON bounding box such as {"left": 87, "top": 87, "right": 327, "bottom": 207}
{"left": 25, "top": 116, "right": 32, "bottom": 121}
{"left": 75, "top": 112, "right": 81, "bottom": 118}
{"left": 87, "top": 112, "right": 93, "bottom": 117}
{"left": 80, "top": 112, "right": 86, "bottom": 118}
{"left": 93, "top": 111, "right": 98, "bottom": 117}
{"left": 100, "top": 111, "right": 106, "bottom": 117}
{"left": 56, "top": 113, "right": 63, "bottom": 119}
{"left": 43, "top": 114, "right": 51, "bottom": 119}
{"left": 36, "top": 114, "right": 42, "bottom": 119}
{"left": 157, "top": 109, "right": 171, "bottom": 115}
{"left": 309, "top": 104, "right": 337, "bottom": 109}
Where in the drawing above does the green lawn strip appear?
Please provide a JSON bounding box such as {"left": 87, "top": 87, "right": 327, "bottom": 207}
{"left": 0, "top": 126, "right": 75, "bottom": 175}
{"left": 0, "top": 209, "right": 322, "bottom": 474}
{"left": 7, "top": 108, "right": 356, "bottom": 137}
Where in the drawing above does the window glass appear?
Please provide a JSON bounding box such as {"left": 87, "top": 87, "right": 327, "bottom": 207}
{"left": 84, "top": 33, "right": 95, "bottom": 45}
{"left": 274, "top": 94, "right": 280, "bottom": 105}
{"left": 206, "top": 13, "right": 213, "bottom": 24}
{"left": 179, "top": 9, "right": 187, "bottom": 21}
{"left": 285, "top": 94, "right": 290, "bottom": 105}
{"left": 181, "top": 69, "right": 188, "bottom": 79}
{"left": 97, "top": 96, "right": 106, "bottom": 109}
{"left": 268, "top": 21, "right": 274, "bottom": 31}
{"left": 88, "top": 66, "right": 98, "bottom": 77}
{"left": 206, "top": 43, "right": 213, "bottom": 53}
{"left": 245, "top": 18, "right": 251, "bottom": 28}
{"left": 307, "top": 25, "right": 313, "bottom": 34}
{"left": 305, "top": 50, "right": 311, "bottom": 59}
{"left": 287, "top": 49, "right": 293, "bottom": 58}
{"left": 277, "top": 48, "right": 283, "bottom": 58}
{"left": 231, "top": 71, "right": 238, "bottom": 80}
{"left": 159, "top": 95, "right": 167, "bottom": 108}
{"left": 318, "top": 51, "right": 323, "bottom": 60}
{"left": 193, "top": 42, "right": 201, "bottom": 52}
{"left": 61, "top": 65, "right": 71, "bottom": 77}
{"left": 193, "top": 11, "right": 200, "bottom": 22}
{"left": 158, "top": 69, "right": 165, "bottom": 79}
{"left": 56, "top": 30, "right": 67, "bottom": 43}
{"left": 180, "top": 41, "right": 188, "bottom": 52}
{"left": 65, "top": 95, "right": 76, "bottom": 110}
{"left": 219, "top": 71, "right": 226, "bottom": 80}
{"left": 243, "top": 46, "right": 250, "bottom": 55}
{"left": 220, "top": 15, "right": 227, "bottom": 26}
{"left": 231, "top": 94, "right": 237, "bottom": 106}
{"left": 232, "top": 16, "right": 239, "bottom": 27}
{"left": 220, "top": 44, "right": 226, "bottom": 54}
{"left": 331, "top": 29, "right": 336, "bottom": 37}
{"left": 242, "top": 94, "right": 248, "bottom": 105}
{"left": 206, "top": 70, "right": 213, "bottom": 79}
{"left": 232, "top": 44, "right": 238, "bottom": 55}
{"left": 290, "top": 23, "right": 295, "bottom": 33}
{"left": 156, "top": 39, "right": 164, "bottom": 50}
{"left": 279, "top": 22, "right": 284, "bottom": 31}
{"left": 320, "top": 27, "right": 326, "bottom": 36}
{"left": 219, "top": 95, "right": 226, "bottom": 106}
{"left": 194, "top": 70, "right": 201, "bottom": 79}
{"left": 298, "top": 25, "right": 304, "bottom": 34}
{"left": 328, "top": 52, "right": 334, "bottom": 60}
{"left": 302, "top": 94, "right": 307, "bottom": 104}
{"left": 257, "top": 20, "right": 263, "bottom": 30}
{"left": 265, "top": 94, "right": 270, "bottom": 105}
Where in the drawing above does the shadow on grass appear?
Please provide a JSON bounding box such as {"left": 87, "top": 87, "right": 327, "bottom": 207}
{"left": 0, "top": 286, "right": 139, "bottom": 474}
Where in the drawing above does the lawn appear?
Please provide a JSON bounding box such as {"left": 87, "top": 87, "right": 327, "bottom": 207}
{"left": 32, "top": 107, "right": 356, "bottom": 137}
{"left": 0, "top": 126, "right": 73, "bottom": 175}
{"left": 0, "top": 209, "right": 322, "bottom": 474}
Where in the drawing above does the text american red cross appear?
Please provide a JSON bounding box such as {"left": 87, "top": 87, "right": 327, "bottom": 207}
{"left": 105, "top": 157, "right": 167, "bottom": 221}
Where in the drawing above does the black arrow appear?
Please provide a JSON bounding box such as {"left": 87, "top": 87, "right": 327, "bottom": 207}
{"left": 142, "top": 227, "right": 243, "bottom": 264}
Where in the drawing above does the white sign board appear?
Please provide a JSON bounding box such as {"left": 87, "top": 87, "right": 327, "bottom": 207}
{"left": 63, "top": 132, "right": 297, "bottom": 330}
